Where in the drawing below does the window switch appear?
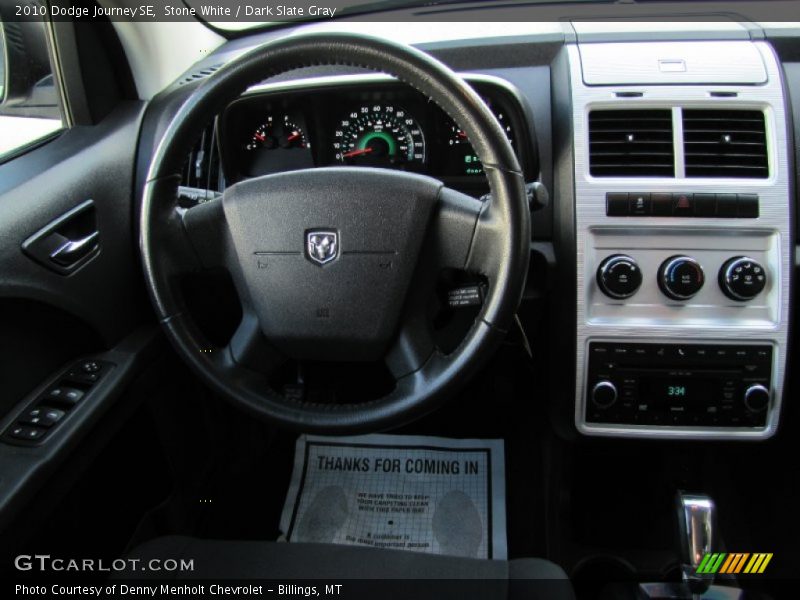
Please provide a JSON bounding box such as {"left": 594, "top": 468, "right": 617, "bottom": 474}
{"left": 8, "top": 424, "right": 46, "bottom": 441}
{"left": 46, "top": 387, "right": 84, "bottom": 406}
{"left": 20, "top": 407, "right": 45, "bottom": 427}
{"left": 40, "top": 407, "right": 66, "bottom": 426}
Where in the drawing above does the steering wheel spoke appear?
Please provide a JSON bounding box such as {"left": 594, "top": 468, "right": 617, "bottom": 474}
{"left": 425, "top": 186, "right": 484, "bottom": 272}
{"left": 181, "top": 196, "right": 228, "bottom": 270}
{"left": 385, "top": 309, "right": 436, "bottom": 380}
{"left": 227, "top": 306, "right": 287, "bottom": 377}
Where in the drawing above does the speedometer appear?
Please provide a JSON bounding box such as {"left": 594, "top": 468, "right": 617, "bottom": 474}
{"left": 333, "top": 105, "right": 425, "bottom": 167}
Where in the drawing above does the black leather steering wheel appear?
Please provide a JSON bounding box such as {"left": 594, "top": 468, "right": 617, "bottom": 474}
{"left": 140, "top": 32, "right": 530, "bottom": 433}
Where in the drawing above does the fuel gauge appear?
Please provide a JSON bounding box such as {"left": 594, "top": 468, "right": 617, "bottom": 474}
{"left": 246, "top": 115, "right": 309, "bottom": 151}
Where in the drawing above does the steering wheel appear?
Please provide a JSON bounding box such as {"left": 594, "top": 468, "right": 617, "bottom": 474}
{"left": 140, "top": 32, "right": 530, "bottom": 433}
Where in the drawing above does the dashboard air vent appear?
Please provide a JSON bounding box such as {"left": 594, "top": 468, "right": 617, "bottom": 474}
{"left": 182, "top": 121, "right": 223, "bottom": 194}
{"left": 588, "top": 109, "right": 675, "bottom": 177}
{"left": 178, "top": 64, "right": 222, "bottom": 86}
{"left": 683, "top": 109, "right": 768, "bottom": 178}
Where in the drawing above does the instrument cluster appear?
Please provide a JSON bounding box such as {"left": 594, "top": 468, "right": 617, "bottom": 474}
{"left": 219, "top": 79, "right": 533, "bottom": 190}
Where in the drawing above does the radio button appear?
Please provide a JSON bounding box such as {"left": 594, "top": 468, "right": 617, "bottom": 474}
{"left": 744, "top": 384, "right": 770, "bottom": 413}
{"left": 658, "top": 256, "right": 705, "bottom": 300}
{"left": 591, "top": 380, "right": 618, "bottom": 409}
{"left": 597, "top": 254, "right": 642, "bottom": 299}
{"left": 719, "top": 256, "right": 767, "bottom": 301}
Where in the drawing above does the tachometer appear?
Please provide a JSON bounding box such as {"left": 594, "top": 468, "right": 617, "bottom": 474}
{"left": 334, "top": 105, "right": 425, "bottom": 167}
{"left": 447, "top": 109, "right": 514, "bottom": 176}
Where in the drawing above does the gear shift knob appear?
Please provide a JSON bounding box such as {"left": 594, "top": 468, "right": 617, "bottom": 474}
{"left": 676, "top": 493, "right": 716, "bottom": 593}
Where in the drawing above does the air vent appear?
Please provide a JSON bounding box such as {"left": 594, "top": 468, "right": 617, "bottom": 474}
{"left": 589, "top": 109, "right": 675, "bottom": 177}
{"left": 177, "top": 64, "right": 222, "bottom": 86}
{"left": 182, "top": 121, "right": 223, "bottom": 193}
{"left": 683, "top": 109, "right": 768, "bottom": 179}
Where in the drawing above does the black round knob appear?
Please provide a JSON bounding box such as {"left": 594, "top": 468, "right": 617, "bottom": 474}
{"left": 597, "top": 254, "right": 642, "bottom": 299}
{"left": 719, "top": 256, "right": 767, "bottom": 301}
{"left": 658, "top": 256, "right": 705, "bottom": 300}
{"left": 744, "top": 384, "right": 770, "bottom": 413}
{"left": 591, "top": 380, "right": 618, "bottom": 409}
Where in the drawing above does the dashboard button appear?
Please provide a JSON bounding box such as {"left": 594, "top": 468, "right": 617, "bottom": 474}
{"left": 629, "top": 193, "right": 651, "bottom": 215}
{"left": 651, "top": 192, "right": 673, "bottom": 216}
{"left": 694, "top": 193, "right": 716, "bottom": 216}
{"left": 719, "top": 256, "right": 767, "bottom": 301}
{"left": 716, "top": 193, "right": 737, "bottom": 217}
{"left": 597, "top": 254, "right": 643, "bottom": 299}
{"left": 606, "top": 193, "right": 629, "bottom": 216}
{"left": 658, "top": 255, "right": 705, "bottom": 300}
{"left": 672, "top": 193, "right": 694, "bottom": 216}
{"left": 737, "top": 194, "right": 759, "bottom": 218}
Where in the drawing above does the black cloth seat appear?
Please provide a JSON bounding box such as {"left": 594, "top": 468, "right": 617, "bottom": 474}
{"left": 124, "top": 536, "right": 574, "bottom": 599}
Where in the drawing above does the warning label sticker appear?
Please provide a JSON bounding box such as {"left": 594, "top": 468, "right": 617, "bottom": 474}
{"left": 279, "top": 434, "right": 507, "bottom": 560}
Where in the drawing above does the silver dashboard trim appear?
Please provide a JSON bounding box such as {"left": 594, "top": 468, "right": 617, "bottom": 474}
{"left": 569, "top": 41, "right": 792, "bottom": 440}
{"left": 244, "top": 72, "right": 523, "bottom": 98}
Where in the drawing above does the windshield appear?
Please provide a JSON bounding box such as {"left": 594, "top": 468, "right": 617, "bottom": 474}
{"left": 190, "top": 0, "right": 629, "bottom": 32}
{"left": 192, "top": 0, "right": 800, "bottom": 34}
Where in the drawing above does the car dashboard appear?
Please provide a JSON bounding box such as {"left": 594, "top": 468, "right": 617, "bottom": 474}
{"left": 137, "top": 21, "right": 800, "bottom": 443}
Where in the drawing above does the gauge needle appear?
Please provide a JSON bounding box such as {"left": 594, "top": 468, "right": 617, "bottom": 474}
{"left": 342, "top": 147, "right": 373, "bottom": 158}
{"left": 254, "top": 133, "right": 266, "bottom": 141}
{"left": 286, "top": 131, "right": 300, "bottom": 142}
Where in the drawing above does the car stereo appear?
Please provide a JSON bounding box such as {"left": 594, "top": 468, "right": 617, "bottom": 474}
{"left": 585, "top": 342, "right": 772, "bottom": 428}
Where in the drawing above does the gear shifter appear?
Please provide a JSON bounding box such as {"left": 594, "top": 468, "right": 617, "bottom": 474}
{"left": 676, "top": 492, "right": 717, "bottom": 595}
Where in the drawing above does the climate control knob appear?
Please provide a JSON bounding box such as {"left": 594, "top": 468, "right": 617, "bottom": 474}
{"left": 591, "top": 380, "right": 618, "bottom": 409}
{"left": 597, "top": 254, "right": 642, "bottom": 299}
{"left": 658, "top": 255, "right": 705, "bottom": 300}
{"left": 719, "top": 256, "right": 767, "bottom": 301}
{"left": 743, "top": 384, "right": 770, "bottom": 413}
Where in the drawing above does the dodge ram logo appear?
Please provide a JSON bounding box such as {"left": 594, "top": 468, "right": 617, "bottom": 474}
{"left": 306, "top": 231, "right": 338, "bottom": 266}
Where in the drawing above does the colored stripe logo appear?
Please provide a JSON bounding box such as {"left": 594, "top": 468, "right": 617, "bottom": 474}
{"left": 697, "top": 553, "right": 773, "bottom": 574}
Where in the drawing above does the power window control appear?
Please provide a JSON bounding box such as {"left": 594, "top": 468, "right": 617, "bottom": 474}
{"left": 21, "top": 407, "right": 65, "bottom": 427}
{"left": 8, "top": 424, "right": 47, "bottom": 441}
{"left": 46, "top": 387, "right": 84, "bottom": 406}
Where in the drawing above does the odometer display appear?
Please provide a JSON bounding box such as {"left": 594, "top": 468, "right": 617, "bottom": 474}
{"left": 334, "top": 105, "right": 425, "bottom": 168}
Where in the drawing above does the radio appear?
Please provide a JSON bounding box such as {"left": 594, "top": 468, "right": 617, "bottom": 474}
{"left": 585, "top": 342, "right": 773, "bottom": 428}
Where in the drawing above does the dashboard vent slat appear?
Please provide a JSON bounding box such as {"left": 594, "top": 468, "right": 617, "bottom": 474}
{"left": 683, "top": 109, "right": 768, "bottom": 178}
{"left": 589, "top": 109, "right": 675, "bottom": 177}
{"left": 178, "top": 64, "right": 222, "bottom": 86}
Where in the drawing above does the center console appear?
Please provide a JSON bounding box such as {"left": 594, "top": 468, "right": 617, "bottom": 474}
{"left": 567, "top": 40, "right": 792, "bottom": 439}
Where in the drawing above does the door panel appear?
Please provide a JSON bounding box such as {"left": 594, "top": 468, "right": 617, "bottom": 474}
{"left": 0, "top": 102, "right": 148, "bottom": 411}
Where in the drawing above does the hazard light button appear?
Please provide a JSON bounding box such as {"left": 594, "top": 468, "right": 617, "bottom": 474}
{"left": 672, "top": 193, "right": 694, "bottom": 216}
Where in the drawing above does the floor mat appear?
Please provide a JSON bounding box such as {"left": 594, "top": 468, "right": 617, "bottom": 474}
{"left": 279, "top": 434, "right": 507, "bottom": 559}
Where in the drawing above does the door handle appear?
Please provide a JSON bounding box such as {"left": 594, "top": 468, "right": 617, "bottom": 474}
{"left": 22, "top": 200, "right": 100, "bottom": 275}
{"left": 49, "top": 231, "right": 100, "bottom": 266}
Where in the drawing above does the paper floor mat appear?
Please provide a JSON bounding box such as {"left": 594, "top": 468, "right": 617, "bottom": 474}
{"left": 279, "top": 434, "right": 506, "bottom": 559}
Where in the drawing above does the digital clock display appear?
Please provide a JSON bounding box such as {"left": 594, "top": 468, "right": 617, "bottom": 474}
{"left": 640, "top": 377, "right": 716, "bottom": 408}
